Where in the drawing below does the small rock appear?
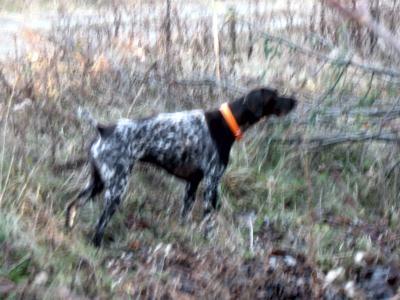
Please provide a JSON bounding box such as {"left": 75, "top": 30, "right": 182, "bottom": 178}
{"left": 13, "top": 98, "right": 32, "bottom": 112}
{"left": 354, "top": 251, "right": 366, "bottom": 265}
{"left": 284, "top": 255, "right": 297, "bottom": 267}
{"left": 354, "top": 251, "right": 375, "bottom": 266}
{"left": 268, "top": 256, "right": 278, "bottom": 270}
{"left": 32, "top": 271, "right": 48, "bottom": 286}
{"left": 0, "top": 277, "right": 16, "bottom": 296}
{"left": 324, "top": 267, "right": 345, "bottom": 287}
{"left": 297, "top": 277, "right": 305, "bottom": 287}
{"left": 344, "top": 281, "right": 356, "bottom": 298}
{"left": 154, "top": 243, "right": 163, "bottom": 253}
{"left": 164, "top": 244, "right": 172, "bottom": 257}
{"left": 106, "top": 259, "right": 115, "bottom": 269}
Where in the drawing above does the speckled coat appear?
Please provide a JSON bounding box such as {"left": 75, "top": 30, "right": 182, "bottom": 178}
{"left": 65, "top": 88, "right": 297, "bottom": 247}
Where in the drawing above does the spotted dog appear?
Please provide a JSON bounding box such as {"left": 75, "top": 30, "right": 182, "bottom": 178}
{"left": 65, "top": 88, "right": 297, "bottom": 247}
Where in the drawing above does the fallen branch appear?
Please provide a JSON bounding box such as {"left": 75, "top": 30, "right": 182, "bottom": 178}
{"left": 271, "top": 132, "right": 400, "bottom": 149}
{"left": 304, "top": 105, "right": 400, "bottom": 120}
{"left": 265, "top": 105, "right": 400, "bottom": 129}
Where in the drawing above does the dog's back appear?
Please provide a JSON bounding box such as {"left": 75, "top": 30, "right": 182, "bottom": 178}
{"left": 90, "top": 109, "right": 217, "bottom": 180}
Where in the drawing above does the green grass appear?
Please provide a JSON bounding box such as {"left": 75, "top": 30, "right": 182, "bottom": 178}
{"left": 1, "top": 84, "right": 399, "bottom": 299}
{"left": 1, "top": 98, "right": 399, "bottom": 298}
{"left": 0, "top": 1, "right": 399, "bottom": 297}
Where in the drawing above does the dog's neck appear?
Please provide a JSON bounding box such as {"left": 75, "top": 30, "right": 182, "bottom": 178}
{"left": 228, "top": 97, "right": 264, "bottom": 130}
{"left": 204, "top": 97, "right": 264, "bottom": 165}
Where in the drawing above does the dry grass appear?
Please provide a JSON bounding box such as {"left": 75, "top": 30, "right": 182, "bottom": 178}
{"left": 1, "top": 0, "right": 400, "bottom": 298}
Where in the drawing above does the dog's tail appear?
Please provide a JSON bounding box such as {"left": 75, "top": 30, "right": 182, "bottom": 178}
{"left": 77, "top": 107, "right": 99, "bottom": 129}
{"left": 52, "top": 157, "right": 87, "bottom": 173}
{"left": 77, "top": 107, "right": 114, "bottom": 138}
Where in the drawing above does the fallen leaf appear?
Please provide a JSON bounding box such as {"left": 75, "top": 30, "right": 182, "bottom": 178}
{"left": 128, "top": 240, "right": 141, "bottom": 251}
{"left": 0, "top": 277, "right": 16, "bottom": 296}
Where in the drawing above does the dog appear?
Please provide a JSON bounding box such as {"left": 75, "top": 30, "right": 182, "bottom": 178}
{"left": 65, "top": 87, "right": 297, "bottom": 247}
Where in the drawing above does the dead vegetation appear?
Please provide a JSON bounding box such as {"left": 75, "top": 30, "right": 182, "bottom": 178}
{"left": 1, "top": 0, "right": 400, "bottom": 299}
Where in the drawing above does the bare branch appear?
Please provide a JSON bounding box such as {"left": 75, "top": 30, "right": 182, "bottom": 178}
{"left": 0, "top": 67, "right": 13, "bottom": 97}
{"left": 324, "top": 0, "right": 400, "bottom": 55}
{"left": 264, "top": 33, "right": 400, "bottom": 78}
{"left": 126, "top": 61, "right": 158, "bottom": 117}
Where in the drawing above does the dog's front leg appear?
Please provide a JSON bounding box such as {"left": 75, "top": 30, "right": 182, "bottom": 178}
{"left": 199, "top": 173, "right": 224, "bottom": 237}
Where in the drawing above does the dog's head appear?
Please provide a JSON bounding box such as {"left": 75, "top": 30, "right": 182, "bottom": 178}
{"left": 244, "top": 88, "right": 297, "bottom": 119}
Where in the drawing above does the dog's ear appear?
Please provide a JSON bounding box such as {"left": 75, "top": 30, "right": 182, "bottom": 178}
{"left": 261, "top": 88, "right": 278, "bottom": 97}
{"left": 244, "top": 90, "right": 265, "bottom": 119}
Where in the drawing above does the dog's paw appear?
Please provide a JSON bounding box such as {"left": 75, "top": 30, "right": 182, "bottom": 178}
{"left": 92, "top": 234, "right": 103, "bottom": 248}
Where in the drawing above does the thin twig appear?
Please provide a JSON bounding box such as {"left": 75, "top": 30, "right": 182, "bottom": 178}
{"left": 229, "top": 17, "right": 400, "bottom": 77}
{"left": 385, "top": 159, "right": 400, "bottom": 178}
{"left": 271, "top": 132, "right": 400, "bottom": 149}
{"left": 126, "top": 61, "right": 158, "bottom": 117}
{"left": 0, "top": 67, "right": 13, "bottom": 97}
{"left": 212, "top": 0, "right": 221, "bottom": 95}
{"left": 317, "top": 61, "right": 351, "bottom": 104}
{"left": 325, "top": 0, "right": 400, "bottom": 55}
{"left": 264, "top": 33, "right": 400, "bottom": 78}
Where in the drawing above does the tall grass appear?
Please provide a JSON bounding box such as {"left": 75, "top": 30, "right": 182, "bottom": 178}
{"left": 0, "top": 0, "right": 399, "bottom": 298}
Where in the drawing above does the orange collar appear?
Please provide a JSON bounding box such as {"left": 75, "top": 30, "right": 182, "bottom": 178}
{"left": 219, "top": 103, "right": 243, "bottom": 140}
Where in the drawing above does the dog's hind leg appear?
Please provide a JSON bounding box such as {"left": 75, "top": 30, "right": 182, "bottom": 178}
{"left": 92, "top": 167, "right": 130, "bottom": 247}
{"left": 65, "top": 165, "right": 104, "bottom": 229}
{"left": 180, "top": 178, "right": 201, "bottom": 222}
{"left": 202, "top": 176, "right": 220, "bottom": 218}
